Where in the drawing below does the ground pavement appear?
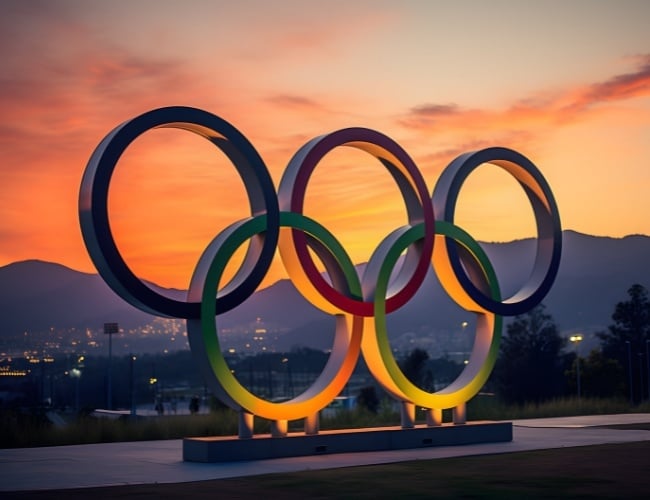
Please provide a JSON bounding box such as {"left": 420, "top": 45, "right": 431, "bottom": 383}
{"left": 1, "top": 414, "right": 650, "bottom": 492}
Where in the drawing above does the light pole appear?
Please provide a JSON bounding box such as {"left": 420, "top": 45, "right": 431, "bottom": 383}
{"left": 104, "top": 322, "right": 119, "bottom": 410}
{"left": 646, "top": 340, "right": 650, "bottom": 402}
{"left": 570, "top": 334, "right": 583, "bottom": 399}
{"left": 130, "top": 355, "right": 137, "bottom": 417}
{"left": 639, "top": 352, "right": 644, "bottom": 403}
{"left": 625, "top": 340, "right": 633, "bottom": 405}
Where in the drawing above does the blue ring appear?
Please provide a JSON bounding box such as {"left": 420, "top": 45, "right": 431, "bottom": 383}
{"left": 432, "top": 147, "right": 562, "bottom": 316}
{"left": 79, "top": 106, "right": 279, "bottom": 318}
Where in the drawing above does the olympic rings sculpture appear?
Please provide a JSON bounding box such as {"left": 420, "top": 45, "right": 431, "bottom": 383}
{"left": 79, "top": 106, "right": 561, "bottom": 430}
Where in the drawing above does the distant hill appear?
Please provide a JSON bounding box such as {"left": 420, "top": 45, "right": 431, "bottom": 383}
{"left": 0, "top": 260, "right": 154, "bottom": 334}
{"left": 1, "top": 231, "right": 649, "bottom": 352}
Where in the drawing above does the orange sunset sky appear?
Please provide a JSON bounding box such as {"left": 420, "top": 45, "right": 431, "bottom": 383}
{"left": 1, "top": 0, "right": 649, "bottom": 291}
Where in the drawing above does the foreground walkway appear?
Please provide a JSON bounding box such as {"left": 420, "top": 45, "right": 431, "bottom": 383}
{"left": 2, "top": 414, "right": 649, "bottom": 492}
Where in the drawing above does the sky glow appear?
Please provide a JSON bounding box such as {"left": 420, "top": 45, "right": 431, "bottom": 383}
{"left": 1, "top": 0, "right": 649, "bottom": 289}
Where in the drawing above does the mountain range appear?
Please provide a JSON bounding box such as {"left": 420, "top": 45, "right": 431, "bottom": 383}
{"left": 1, "top": 230, "right": 649, "bottom": 352}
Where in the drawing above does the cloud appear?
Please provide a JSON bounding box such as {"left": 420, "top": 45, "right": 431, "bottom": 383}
{"left": 227, "top": 2, "right": 396, "bottom": 63}
{"left": 0, "top": 48, "right": 204, "bottom": 199}
{"left": 407, "top": 103, "right": 462, "bottom": 120}
{"left": 0, "top": 10, "right": 239, "bottom": 275}
{"left": 261, "top": 92, "right": 363, "bottom": 126}
{"left": 265, "top": 94, "right": 324, "bottom": 111}
{"left": 557, "top": 53, "right": 650, "bottom": 119}
{"left": 400, "top": 54, "right": 650, "bottom": 136}
{"left": 590, "top": 53, "right": 650, "bottom": 101}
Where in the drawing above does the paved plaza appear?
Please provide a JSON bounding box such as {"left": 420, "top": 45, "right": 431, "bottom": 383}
{"left": 1, "top": 414, "right": 650, "bottom": 492}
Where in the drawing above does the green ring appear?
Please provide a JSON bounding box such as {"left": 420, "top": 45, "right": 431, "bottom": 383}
{"left": 370, "top": 220, "right": 502, "bottom": 409}
{"left": 187, "top": 212, "right": 362, "bottom": 420}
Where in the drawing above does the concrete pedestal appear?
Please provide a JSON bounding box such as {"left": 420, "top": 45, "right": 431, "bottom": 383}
{"left": 183, "top": 421, "right": 512, "bottom": 463}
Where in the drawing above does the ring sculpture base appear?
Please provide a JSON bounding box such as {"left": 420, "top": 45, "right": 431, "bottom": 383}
{"left": 183, "top": 421, "right": 512, "bottom": 463}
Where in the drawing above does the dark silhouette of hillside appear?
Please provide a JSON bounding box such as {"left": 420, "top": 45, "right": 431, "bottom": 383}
{"left": 1, "top": 231, "right": 648, "bottom": 348}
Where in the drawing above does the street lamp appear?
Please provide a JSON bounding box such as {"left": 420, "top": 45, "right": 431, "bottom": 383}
{"left": 281, "top": 357, "right": 294, "bottom": 398}
{"left": 70, "top": 367, "right": 82, "bottom": 411}
{"left": 569, "top": 334, "right": 583, "bottom": 399}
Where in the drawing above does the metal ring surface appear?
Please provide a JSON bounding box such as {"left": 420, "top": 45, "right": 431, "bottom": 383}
{"left": 187, "top": 213, "right": 362, "bottom": 420}
{"left": 79, "top": 106, "right": 279, "bottom": 318}
{"left": 79, "top": 107, "right": 562, "bottom": 415}
{"left": 362, "top": 220, "right": 502, "bottom": 409}
{"left": 432, "top": 147, "right": 561, "bottom": 316}
{"left": 277, "top": 128, "right": 435, "bottom": 317}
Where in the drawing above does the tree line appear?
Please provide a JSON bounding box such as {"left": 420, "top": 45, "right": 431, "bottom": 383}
{"left": 388, "top": 283, "right": 650, "bottom": 408}
{"left": 5, "top": 283, "right": 648, "bottom": 413}
{"left": 492, "top": 283, "right": 650, "bottom": 405}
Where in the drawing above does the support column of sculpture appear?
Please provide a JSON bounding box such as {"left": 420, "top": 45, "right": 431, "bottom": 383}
{"left": 239, "top": 411, "right": 321, "bottom": 438}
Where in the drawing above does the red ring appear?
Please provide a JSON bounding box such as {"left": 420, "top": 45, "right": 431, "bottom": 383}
{"left": 278, "top": 128, "right": 434, "bottom": 316}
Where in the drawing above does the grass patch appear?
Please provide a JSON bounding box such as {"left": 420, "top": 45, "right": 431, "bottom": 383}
{"left": 467, "top": 394, "right": 650, "bottom": 420}
{"left": 0, "top": 410, "right": 244, "bottom": 448}
{"left": 6, "top": 441, "right": 650, "bottom": 498}
{"left": 2, "top": 396, "right": 650, "bottom": 448}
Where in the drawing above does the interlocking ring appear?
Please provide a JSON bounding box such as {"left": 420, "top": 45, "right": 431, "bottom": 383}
{"left": 187, "top": 213, "right": 362, "bottom": 420}
{"left": 277, "top": 128, "right": 434, "bottom": 317}
{"left": 362, "top": 220, "right": 502, "bottom": 409}
{"left": 432, "top": 148, "right": 562, "bottom": 316}
{"left": 79, "top": 106, "right": 562, "bottom": 421}
{"left": 79, "top": 106, "right": 279, "bottom": 319}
